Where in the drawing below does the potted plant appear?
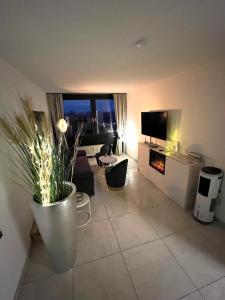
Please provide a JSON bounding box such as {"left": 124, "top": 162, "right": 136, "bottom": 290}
{"left": 0, "top": 98, "right": 81, "bottom": 273}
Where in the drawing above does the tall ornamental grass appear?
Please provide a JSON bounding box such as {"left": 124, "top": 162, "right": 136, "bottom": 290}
{"left": 0, "top": 98, "right": 73, "bottom": 205}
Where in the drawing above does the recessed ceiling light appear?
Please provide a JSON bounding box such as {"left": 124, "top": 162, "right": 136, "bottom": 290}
{"left": 135, "top": 38, "right": 147, "bottom": 48}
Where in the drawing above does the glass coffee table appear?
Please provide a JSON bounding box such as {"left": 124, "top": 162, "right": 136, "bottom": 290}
{"left": 99, "top": 155, "right": 117, "bottom": 178}
{"left": 76, "top": 192, "right": 91, "bottom": 227}
{"left": 99, "top": 155, "right": 117, "bottom": 166}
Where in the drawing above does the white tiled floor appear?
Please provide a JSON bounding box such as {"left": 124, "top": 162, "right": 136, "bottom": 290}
{"left": 18, "top": 155, "right": 225, "bottom": 300}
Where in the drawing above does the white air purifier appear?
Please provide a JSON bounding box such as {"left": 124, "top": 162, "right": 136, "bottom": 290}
{"left": 193, "top": 167, "right": 223, "bottom": 223}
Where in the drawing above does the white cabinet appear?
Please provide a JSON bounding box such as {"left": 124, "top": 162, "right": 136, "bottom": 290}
{"left": 138, "top": 143, "right": 201, "bottom": 210}
{"left": 165, "top": 157, "right": 190, "bottom": 208}
{"left": 138, "top": 143, "right": 150, "bottom": 179}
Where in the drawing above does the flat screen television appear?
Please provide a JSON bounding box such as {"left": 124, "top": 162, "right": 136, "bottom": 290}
{"left": 141, "top": 111, "right": 168, "bottom": 140}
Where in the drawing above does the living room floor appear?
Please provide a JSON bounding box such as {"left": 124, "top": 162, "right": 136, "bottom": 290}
{"left": 18, "top": 155, "right": 225, "bottom": 300}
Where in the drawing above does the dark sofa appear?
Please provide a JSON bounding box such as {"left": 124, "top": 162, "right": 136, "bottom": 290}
{"left": 72, "top": 155, "right": 94, "bottom": 196}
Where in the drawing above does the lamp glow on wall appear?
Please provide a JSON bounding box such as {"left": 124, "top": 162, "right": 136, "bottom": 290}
{"left": 166, "top": 110, "right": 181, "bottom": 153}
{"left": 126, "top": 119, "right": 139, "bottom": 159}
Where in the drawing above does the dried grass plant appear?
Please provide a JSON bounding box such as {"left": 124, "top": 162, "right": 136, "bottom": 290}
{"left": 0, "top": 97, "right": 81, "bottom": 205}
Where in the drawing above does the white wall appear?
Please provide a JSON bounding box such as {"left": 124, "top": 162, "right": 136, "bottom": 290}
{"left": 126, "top": 57, "right": 225, "bottom": 222}
{"left": 0, "top": 58, "right": 47, "bottom": 300}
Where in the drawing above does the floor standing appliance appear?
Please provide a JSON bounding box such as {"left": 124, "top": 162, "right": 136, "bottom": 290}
{"left": 193, "top": 167, "right": 223, "bottom": 223}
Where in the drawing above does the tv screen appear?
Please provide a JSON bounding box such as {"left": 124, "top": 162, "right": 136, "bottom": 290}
{"left": 141, "top": 111, "right": 168, "bottom": 140}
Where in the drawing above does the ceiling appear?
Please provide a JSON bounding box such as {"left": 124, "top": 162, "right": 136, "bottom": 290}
{"left": 0, "top": 0, "right": 225, "bottom": 92}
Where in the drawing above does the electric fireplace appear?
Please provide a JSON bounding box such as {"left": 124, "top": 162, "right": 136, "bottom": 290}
{"left": 149, "top": 149, "right": 166, "bottom": 175}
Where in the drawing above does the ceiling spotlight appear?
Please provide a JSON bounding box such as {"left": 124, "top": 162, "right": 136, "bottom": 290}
{"left": 135, "top": 39, "right": 147, "bottom": 48}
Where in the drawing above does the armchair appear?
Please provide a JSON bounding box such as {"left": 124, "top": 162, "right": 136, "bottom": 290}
{"left": 105, "top": 159, "right": 128, "bottom": 188}
{"left": 95, "top": 143, "right": 112, "bottom": 166}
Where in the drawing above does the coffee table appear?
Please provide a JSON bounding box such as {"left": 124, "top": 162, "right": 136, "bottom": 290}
{"left": 99, "top": 155, "right": 117, "bottom": 166}
{"left": 76, "top": 192, "right": 91, "bottom": 227}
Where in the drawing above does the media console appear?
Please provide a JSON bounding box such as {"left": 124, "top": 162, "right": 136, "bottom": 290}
{"left": 138, "top": 142, "right": 202, "bottom": 210}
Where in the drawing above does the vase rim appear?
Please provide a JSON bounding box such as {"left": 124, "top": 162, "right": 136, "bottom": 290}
{"left": 32, "top": 181, "right": 76, "bottom": 207}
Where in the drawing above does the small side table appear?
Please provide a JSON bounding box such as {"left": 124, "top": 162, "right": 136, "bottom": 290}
{"left": 99, "top": 155, "right": 117, "bottom": 178}
{"left": 76, "top": 192, "right": 91, "bottom": 227}
{"left": 99, "top": 155, "right": 117, "bottom": 166}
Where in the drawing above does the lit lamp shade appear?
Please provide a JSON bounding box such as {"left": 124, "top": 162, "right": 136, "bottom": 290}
{"left": 57, "top": 119, "right": 68, "bottom": 133}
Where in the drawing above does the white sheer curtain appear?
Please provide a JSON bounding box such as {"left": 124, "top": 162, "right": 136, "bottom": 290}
{"left": 46, "top": 93, "right": 64, "bottom": 139}
{"left": 113, "top": 93, "right": 127, "bottom": 155}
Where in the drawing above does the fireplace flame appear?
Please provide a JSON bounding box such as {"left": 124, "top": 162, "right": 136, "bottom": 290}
{"left": 151, "top": 160, "right": 165, "bottom": 173}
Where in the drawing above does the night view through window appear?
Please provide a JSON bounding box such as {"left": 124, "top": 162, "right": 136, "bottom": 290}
{"left": 64, "top": 98, "right": 116, "bottom": 136}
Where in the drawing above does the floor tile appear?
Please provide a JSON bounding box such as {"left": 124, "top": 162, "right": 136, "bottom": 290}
{"left": 88, "top": 157, "right": 97, "bottom": 166}
{"left": 17, "top": 281, "right": 39, "bottom": 300}
{"left": 150, "top": 186, "right": 175, "bottom": 207}
{"left": 21, "top": 155, "right": 225, "bottom": 300}
{"left": 198, "top": 221, "right": 225, "bottom": 254}
{"left": 90, "top": 195, "right": 108, "bottom": 223}
{"left": 123, "top": 240, "right": 196, "bottom": 300}
{"left": 94, "top": 180, "right": 107, "bottom": 196}
{"left": 94, "top": 174, "right": 113, "bottom": 196}
{"left": 111, "top": 210, "right": 159, "bottom": 250}
{"left": 130, "top": 184, "right": 174, "bottom": 209}
{"left": 129, "top": 187, "right": 158, "bottom": 209}
{"left": 181, "top": 291, "right": 204, "bottom": 300}
{"left": 164, "top": 228, "right": 225, "bottom": 288}
{"left": 75, "top": 253, "right": 137, "bottom": 300}
{"left": 103, "top": 191, "right": 138, "bottom": 217}
{"left": 200, "top": 277, "right": 225, "bottom": 300}
{"left": 125, "top": 157, "right": 137, "bottom": 169}
{"left": 76, "top": 219, "right": 119, "bottom": 265}
{"left": 23, "top": 243, "right": 54, "bottom": 283}
{"left": 144, "top": 203, "right": 195, "bottom": 237}
{"left": 38, "top": 269, "right": 73, "bottom": 300}
{"left": 126, "top": 170, "right": 153, "bottom": 191}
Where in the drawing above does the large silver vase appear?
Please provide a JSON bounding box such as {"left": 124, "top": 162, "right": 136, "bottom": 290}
{"left": 31, "top": 182, "right": 77, "bottom": 273}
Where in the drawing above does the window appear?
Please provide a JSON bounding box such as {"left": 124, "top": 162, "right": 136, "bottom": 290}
{"left": 64, "top": 98, "right": 93, "bottom": 137}
{"left": 95, "top": 98, "right": 116, "bottom": 134}
{"left": 63, "top": 94, "right": 117, "bottom": 147}
{"left": 64, "top": 99, "right": 92, "bottom": 123}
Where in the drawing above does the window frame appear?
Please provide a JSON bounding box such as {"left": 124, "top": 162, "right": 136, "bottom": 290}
{"left": 63, "top": 93, "right": 117, "bottom": 148}
{"left": 63, "top": 93, "right": 114, "bottom": 121}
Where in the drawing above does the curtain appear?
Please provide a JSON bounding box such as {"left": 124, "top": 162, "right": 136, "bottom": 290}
{"left": 113, "top": 93, "right": 127, "bottom": 155}
{"left": 46, "top": 93, "right": 64, "bottom": 139}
